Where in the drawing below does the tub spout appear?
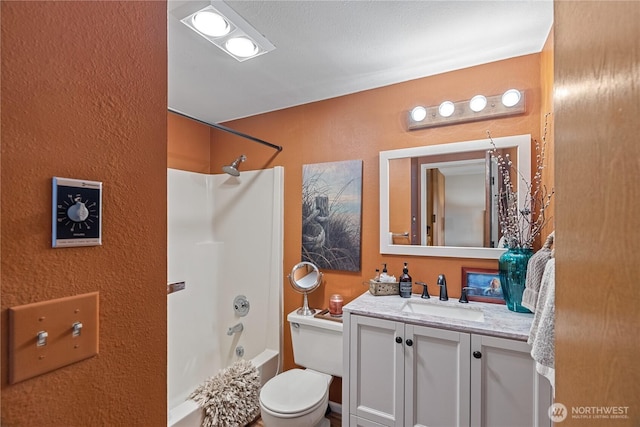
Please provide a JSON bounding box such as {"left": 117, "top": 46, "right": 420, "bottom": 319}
{"left": 227, "top": 322, "right": 244, "bottom": 336}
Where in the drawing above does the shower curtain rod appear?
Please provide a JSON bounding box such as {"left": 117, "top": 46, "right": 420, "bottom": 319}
{"left": 168, "top": 108, "right": 283, "bottom": 152}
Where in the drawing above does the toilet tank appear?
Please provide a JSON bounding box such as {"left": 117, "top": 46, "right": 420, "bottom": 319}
{"left": 287, "top": 310, "right": 343, "bottom": 377}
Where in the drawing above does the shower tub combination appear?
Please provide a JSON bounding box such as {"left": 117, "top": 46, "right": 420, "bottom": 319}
{"left": 167, "top": 167, "right": 284, "bottom": 427}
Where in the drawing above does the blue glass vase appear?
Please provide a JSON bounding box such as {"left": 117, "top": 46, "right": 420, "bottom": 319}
{"left": 498, "top": 248, "right": 533, "bottom": 313}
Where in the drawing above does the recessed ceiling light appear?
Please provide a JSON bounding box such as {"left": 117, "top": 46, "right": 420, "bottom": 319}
{"left": 192, "top": 11, "right": 230, "bottom": 37}
{"left": 438, "top": 101, "right": 455, "bottom": 117}
{"left": 410, "top": 106, "right": 427, "bottom": 122}
{"left": 225, "top": 37, "right": 259, "bottom": 58}
{"left": 469, "top": 95, "right": 487, "bottom": 112}
{"left": 501, "top": 89, "right": 522, "bottom": 107}
{"left": 180, "top": 3, "right": 275, "bottom": 62}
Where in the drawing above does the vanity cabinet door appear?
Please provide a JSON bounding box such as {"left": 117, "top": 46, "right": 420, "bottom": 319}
{"left": 349, "top": 315, "right": 404, "bottom": 426}
{"left": 405, "top": 324, "right": 471, "bottom": 427}
{"left": 470, "top": 334, "right": 553, "bottom": 427}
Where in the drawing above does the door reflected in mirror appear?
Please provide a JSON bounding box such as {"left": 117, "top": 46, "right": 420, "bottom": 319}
{"left": 389, "top": 148, "right": 517, "bottom": 249}
{"left": 380, "top": 134, "right": 531, "bottom": 259}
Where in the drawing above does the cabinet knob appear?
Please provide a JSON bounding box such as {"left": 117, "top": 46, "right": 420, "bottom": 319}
{"left": 473, "top": 351, "right": 482, "bottom": 359}
{"left": 395, "top": 336, "right": 403, "bottom": 344}
{"left": 406, "top": 339, "right": 413, "bottom": 346}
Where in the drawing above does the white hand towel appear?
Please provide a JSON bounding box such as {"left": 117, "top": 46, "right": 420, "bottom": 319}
{"left": 522, "top": 231, "right": 554, "bottom": 312}
{"left": 528, "top": 257, "right": 555, "bottom": 390}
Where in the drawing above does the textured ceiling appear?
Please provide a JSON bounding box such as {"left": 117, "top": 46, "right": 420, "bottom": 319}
{"left": 168, "top": 1, "right": 553, "bottom": 124}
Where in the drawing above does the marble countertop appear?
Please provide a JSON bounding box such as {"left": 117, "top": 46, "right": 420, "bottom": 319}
{"left": 344, "top": 291, "right": 534, "bottom": 341}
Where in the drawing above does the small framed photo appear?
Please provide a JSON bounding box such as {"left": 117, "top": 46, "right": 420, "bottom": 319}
{"left": 461, "top": 267, "right": 505, "bottom": 304}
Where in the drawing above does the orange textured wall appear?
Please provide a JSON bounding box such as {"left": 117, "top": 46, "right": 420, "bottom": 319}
{"left": 540, "top": 28, "right": 555, "bottom": 242}
{"left": 207, "top": 54, "right": 544, "bottom": 394}
{"left": 168, "top": 113, "right": 211, "bottom": 173}
{"left": 1, "top": 2, "right": 167, "bottom": 426}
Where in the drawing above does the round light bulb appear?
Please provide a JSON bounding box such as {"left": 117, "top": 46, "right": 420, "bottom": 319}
{"left": 192, "top": 11, "right": 230, "bottom": 37}
{"left": 469, "top": 95, "right": 487, "bottom": 112}
{"left": 501, "top": 89, "right": 521, "bottom": 107}
{"left": 438, "top": 101, "right": 455, "bottom": 118}
{"left": 410, "top": 106, "right": 427, "bottom": 122}
{"left": 225, "top": 37, "right": 259, "bottom": 58}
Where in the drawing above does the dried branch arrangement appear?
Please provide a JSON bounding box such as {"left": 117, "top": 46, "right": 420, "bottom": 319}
{"left": 488, "top": 113, "right": 555, "bottom": 249}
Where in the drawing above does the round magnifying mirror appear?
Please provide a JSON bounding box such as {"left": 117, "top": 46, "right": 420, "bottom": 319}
{"left": 289, "top": 261, "right": 323, "bottom": 315}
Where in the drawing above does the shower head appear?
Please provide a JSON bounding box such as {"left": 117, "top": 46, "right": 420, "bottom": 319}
{"left": 222, "top": 155, "right": 246, "bottom": 177}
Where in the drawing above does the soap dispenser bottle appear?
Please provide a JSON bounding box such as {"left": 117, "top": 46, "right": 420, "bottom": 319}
{"left": 399, "top": 262, "right": 412, "bottom": 298}
{"left": 379, "top": 263, "right": 389, "bottom": 282}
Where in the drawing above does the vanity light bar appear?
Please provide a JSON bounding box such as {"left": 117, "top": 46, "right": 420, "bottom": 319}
{"left": 407, "top": 90, "right": 526, "bottom": 131}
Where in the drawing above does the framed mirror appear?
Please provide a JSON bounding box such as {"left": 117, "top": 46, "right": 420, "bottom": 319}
{"left": 380, "top": 134, "right": 531, "bottom": 259}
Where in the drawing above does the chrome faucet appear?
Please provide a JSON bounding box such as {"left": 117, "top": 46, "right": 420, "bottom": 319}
{"left": 437, "top": 274, "right": 448, "bottom": 301}
{"left": 227, "top": 322, "right": 244, "bottom": 336}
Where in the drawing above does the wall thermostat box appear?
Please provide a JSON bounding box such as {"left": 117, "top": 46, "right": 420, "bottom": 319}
{"left": 52, "top": 177, "right": 102, "bottom": 248}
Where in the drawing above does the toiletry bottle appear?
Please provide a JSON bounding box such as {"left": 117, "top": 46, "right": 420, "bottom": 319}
{"left": 399, "top": 262, "right": 412, "bottom": 298}
{"left": 379, "top": 263, "right": 389, "bottom": 282}
{"left": 373, "top": 268, "right": 380, "bottom": 282}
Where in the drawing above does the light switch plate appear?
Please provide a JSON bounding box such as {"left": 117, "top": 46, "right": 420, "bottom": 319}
{"left": 8, "top": 292, "right": 99, "bottom": 384}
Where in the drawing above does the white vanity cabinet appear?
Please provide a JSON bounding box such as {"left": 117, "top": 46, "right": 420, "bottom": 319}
{"left": 343, "top": 313, "right": 552, "bottom": 427}
{"left": 470, "top": 334, "right": 552, "bottom": 427}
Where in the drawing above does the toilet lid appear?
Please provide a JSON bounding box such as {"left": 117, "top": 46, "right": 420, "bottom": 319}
{"left": 260, "top": 369, "right": 327, "bottom": 414}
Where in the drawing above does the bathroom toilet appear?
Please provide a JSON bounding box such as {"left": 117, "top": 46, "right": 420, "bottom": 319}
{"left": 259, "top": 310, "right": 343, "bottom": 427}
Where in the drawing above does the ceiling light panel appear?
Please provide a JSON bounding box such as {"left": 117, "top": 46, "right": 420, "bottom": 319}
{"left": 225, "top": 37, "right": 259, "bottom": 58}
{"left": 181, "top": 2, "right": 275, "bottom": 62}
{"left": 192, "top": 10, "right": 231, "bottom": 37}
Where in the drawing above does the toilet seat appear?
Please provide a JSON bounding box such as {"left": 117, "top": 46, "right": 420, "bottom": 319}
{"left": 260, "top": 369, "right": 328, "bottom": 416}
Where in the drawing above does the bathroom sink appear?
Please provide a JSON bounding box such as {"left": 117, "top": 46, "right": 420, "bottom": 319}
{"left": 401, "top": 300, "right": 485, "bottom": 322}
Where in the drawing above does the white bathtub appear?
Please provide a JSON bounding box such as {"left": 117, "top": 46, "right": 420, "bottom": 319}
{"left": 168, "top": 349, "right": 279, "bottom": 427}
{"left": 167, "top": 168, "right": 284, "bottom": 427}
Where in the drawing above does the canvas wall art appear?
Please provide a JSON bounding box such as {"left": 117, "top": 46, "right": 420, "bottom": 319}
{"left": 302, "top": 160, "right": 363, "bottom": 272}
